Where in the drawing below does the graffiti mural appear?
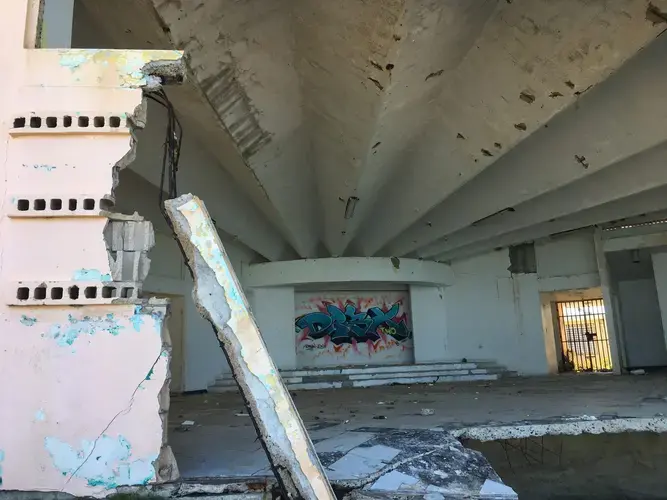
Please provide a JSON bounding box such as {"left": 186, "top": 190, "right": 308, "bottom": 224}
{"left": 295, "top": 292, "right": 414, "bottom": 367}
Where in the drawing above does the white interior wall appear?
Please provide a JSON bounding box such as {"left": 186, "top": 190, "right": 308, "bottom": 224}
{"left": 608, "top": 248, "right": 667, "bottom": 368}
{"left": 444, "top": 231, "right": 601, "bottom": 374}
{"left": 410, "top": 285, "right": 447, "bottom": 364}
{"left": 250, "top": 287, "right": 297, "bottom": 370}
{"left": 114, "top": 107, "right": 259, "bottom": 391}
{"left": 444, "top": 251, "right": 545, "bottom": 374}
{"left": 244, "top": 231, "right": 605, "bottom": 376}
{"left": 652, "top": 251, "right": 667, "bottom": 350}
{"left": 536, "top": 230, "right": 600, "bottom": 291}
{"left": 616, "top": 279, "right": 667, "bottom": 368}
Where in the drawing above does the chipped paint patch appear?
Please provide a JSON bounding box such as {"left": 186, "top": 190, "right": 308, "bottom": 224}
{"left": 35, "top": 409, "right": 46, "bottom": 422}
{"left": 73, "top": 269, "right": 112, "bottom": 282}
{"left": 0, "top": 449, "right": 4, "bottom": 487}
{"left": 23, "top": 163, "right": 56, "bottom": 171}
{"left": 56, "top": 49, "right": 183, "bottom": 88}
{"left": 20, "top": 315, "right": 37, "bottom": 327}
{"left": 59, "top": 53, "right": 88, "bottom": 71}
{"left": 180, "top": 199, "right": 244, "bottom": 311}
{"left": 132, "top": 305, "right": 164, "bottom": 332}
{"left": 44, "top": 435, "right": 156, "bottom": 489}
{"left": 45, "top": 314, "right": 124, "bottom": 348}
{"left": 129, "top": 306, "right": 147, "bottom": 332}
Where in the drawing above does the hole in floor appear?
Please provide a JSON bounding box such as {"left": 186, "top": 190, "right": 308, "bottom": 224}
{"left": 463, "top": 432, "right": 667, "bottom": 500}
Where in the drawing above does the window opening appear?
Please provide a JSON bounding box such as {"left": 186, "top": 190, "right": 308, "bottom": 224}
{"left": 556, "top": 299, "right": 612, "bottom": 372}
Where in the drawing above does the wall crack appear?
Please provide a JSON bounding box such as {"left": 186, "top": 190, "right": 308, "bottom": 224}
{"left": 61, "top": 352, "right": 165, "bottom": 490}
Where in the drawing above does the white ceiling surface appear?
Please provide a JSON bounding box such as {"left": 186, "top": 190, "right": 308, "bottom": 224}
{"left": 80, "top": 0, "right": 667, "bottom": 263}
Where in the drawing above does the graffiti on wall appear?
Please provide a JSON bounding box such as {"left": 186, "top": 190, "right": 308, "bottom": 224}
{"left": 295, "top": 297, "right": 413, "bottom": 358}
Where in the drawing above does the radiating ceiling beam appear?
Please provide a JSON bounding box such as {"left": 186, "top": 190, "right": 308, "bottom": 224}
{"left": 358, "top": 8, "right": 666, "bottom": 257}
{"left": 433, "top": 186, "right": 667, "bottom": 263}
{"left": 418, "top": 140, "right": 667, "bottom": 258}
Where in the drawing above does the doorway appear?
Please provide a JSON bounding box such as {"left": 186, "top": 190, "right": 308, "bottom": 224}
{"left": 555, "top": 298, "right": 613, "bottom": 373}
{"left": 607, "top": 248, "right": 667, "bottom": 370}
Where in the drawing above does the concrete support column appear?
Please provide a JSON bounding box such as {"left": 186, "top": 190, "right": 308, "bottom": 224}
{"left": 409, "top": 285, "right": 447, "bottom": 364}
{"left": 41, "top": 0, "right": 74, "bottom": 48}
{"left": 512, "top": 274, "right": 550, "bottom": 375}
{"left": 250, "top": 286, "right": 297, "bottom": 370}
{"left": 651, "top": 251, "right": 667, "bottom": 348}
{"left": 594, "top": 229, "right": 624, "bottom": 373}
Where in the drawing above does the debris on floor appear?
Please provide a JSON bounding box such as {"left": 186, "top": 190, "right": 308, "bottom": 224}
{"left": 175, "top": 420, "right": 196, "bottom": 432}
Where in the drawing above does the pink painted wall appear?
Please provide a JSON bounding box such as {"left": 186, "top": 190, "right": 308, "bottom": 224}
{"left": 295, "top": 291, "right": 414, "bottom": 368}
{"left": 0, "top": 2, "right": 182, "bottom": 495}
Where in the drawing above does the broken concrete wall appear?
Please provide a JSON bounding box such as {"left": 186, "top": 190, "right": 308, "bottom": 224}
{"left": 0, "top": 2, "right": 184, "bottom": 495}
{"left": 112, "top": 98, "right": 263, "bottom": 391}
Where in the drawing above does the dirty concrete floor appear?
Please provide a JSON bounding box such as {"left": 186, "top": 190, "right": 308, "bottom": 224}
{"left": 169, "top": 374, "right": 667, "bottom": 479}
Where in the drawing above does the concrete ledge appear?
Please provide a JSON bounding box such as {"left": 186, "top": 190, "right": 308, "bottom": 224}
{"left": 451, "top": 416, "right": 667, "bottom": 441}
{"left": 242, "top": 257, "right": 453, "bottom": 287}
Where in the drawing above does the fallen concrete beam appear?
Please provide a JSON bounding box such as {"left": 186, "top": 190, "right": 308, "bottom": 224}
{"left": 164, "top": 193, "right": 336, "bottom": 500}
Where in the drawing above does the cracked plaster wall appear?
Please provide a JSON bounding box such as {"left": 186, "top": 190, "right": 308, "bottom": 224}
{"left": 0, "top": 2, "right": 183, "bottom": 495}
{"left": 444, "top": 231, "right": 600, "bottom": 375}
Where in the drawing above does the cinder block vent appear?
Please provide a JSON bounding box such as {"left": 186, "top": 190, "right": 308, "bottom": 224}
{"left": 10, "top": 196, "right": 110, "bottom": 217}
{"left": 10, "top": 114, "right": 129, "bottom": 134}
{"left": 10, "top": 282, "right": 140, "bottom": 306}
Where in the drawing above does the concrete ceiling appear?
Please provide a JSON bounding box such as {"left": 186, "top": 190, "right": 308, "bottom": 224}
{"left": 77, "top": 0, "right": 667, "bottom": 263}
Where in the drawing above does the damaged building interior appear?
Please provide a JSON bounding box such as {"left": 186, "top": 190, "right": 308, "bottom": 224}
{"left": 2, "top": 0, "right": 667, "bottom": 498}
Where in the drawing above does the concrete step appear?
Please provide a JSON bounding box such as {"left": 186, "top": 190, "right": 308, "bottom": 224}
{"left": 208, "top": 361, "right": 513, "bottom": 392}
{"left": 281, "top": 361, "right": 480, "bottom": 378}
{"left": 211, "top": 365, "right": 499, "bottom": 386}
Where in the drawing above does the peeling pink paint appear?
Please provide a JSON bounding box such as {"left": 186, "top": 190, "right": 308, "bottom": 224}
{"left": 0, "top": 1, "right": 183, "bottom": 496}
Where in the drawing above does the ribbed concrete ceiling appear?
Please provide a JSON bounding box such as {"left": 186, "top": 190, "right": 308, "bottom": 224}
{"left": 77, "top": 0, "right": 667, "bottom": 263}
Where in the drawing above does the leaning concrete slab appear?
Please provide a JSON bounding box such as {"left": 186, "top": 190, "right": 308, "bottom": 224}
{"left": 164, "top": 193, "right": 335, "bottom": 500}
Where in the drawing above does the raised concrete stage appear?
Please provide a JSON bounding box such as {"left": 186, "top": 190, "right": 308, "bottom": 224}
{"left": 208, "top": 361, "right": 515, "bottom": 393}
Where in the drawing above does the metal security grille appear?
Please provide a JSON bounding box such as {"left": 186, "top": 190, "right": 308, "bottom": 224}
{"left": 556, "top": 299, "right": 613, "bottom": 373}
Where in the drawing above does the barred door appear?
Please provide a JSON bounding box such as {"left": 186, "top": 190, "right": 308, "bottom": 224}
{"left": 556, "top": 299, "right": 613, "bottom": 372}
